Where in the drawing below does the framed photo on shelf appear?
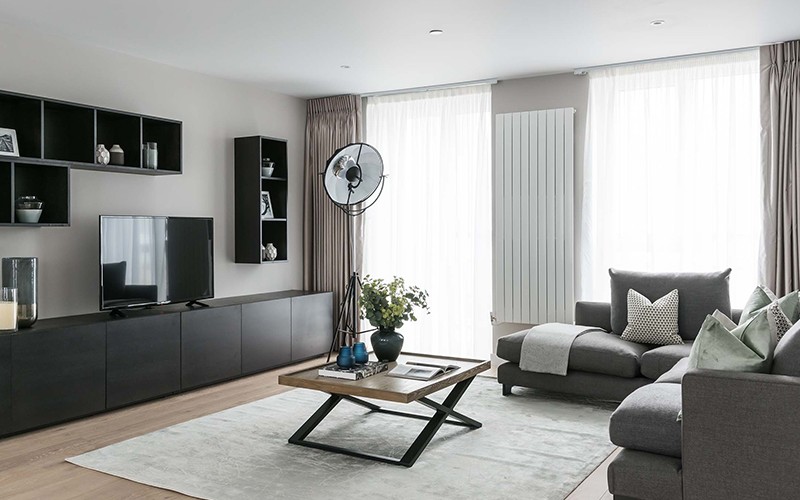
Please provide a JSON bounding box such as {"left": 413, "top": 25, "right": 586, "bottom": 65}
{"left": 0, "top": 128, "right": 19, "bottom": 157}
{"left": 261, "top": 191, "right": 274, "bottom": 219}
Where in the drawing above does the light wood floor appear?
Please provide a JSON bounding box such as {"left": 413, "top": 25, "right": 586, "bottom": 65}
{"left": 0, "top": 357, "right": 614, "bottom": 499}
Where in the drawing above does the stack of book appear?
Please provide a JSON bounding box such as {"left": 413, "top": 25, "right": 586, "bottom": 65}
{"left": 318, "top": 361, "right": 390, "bottom": 380}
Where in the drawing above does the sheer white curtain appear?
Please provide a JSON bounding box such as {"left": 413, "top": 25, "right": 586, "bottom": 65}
{"left": 364, "top": 84, "right": 492, "bottom": 358}
{"left": 581, "top": 50, "right": 760, "bottom": 307}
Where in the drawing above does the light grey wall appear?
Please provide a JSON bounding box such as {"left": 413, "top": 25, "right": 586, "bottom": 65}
{"left": 491, "top": 73, "right": 589, "bottom": 361}
{"left": 0, "top": 24, "right": 306, "bottom": 319}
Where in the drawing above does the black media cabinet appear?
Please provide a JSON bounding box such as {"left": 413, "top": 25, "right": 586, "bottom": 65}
{"left": 0, "top": 290, "right": 332, "bottom": 438}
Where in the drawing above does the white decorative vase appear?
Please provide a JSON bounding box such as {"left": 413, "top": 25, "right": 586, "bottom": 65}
{"left": 265, "top": 243, "right": 278, "bottom": 261}
{"left": 109, "top": 144, "right": 124, "bottom": 165}
{"left": 96, "top": 144, "right": 110, "bottom": 165}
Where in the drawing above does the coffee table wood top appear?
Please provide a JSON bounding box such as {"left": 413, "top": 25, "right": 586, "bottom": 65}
{"left": 278, "top": 353, "right": 490, "bottom": 403}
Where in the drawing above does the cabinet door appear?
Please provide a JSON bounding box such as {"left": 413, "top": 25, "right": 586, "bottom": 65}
{"left": 0, "top": 335, "right": 10, "bottom": 436}
{"left": 242, "top": 299, "right": 291, "bottom": 374}
{"left": 107, "top": 314, "right": 181, "bottom": 409}
{"left": 12, "top": 324, "right": 106, "bottom": 432}
{"left": 291, "top": 293, "right": 333, "bottom": 361}
{"left": 181, "top": 305, "right": 242, "bottom": 390}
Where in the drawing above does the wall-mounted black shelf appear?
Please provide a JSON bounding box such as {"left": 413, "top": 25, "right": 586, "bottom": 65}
{"left": 234, "top": 136, "right": 289, "bottom": 263}
{"left": 0, "top": 88, "right": 182, "bottom": 177}
{"left": 0, "top": 159, "right": 70, "bottom": 226}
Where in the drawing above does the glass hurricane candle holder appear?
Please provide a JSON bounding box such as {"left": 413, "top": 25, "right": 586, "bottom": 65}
{"left": 2, "top": 257, "right": 38, "bottom": 327}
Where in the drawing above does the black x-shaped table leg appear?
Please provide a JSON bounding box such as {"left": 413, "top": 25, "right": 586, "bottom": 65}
{"left": 288, "top": 376, "right": 481, "bottom": 467}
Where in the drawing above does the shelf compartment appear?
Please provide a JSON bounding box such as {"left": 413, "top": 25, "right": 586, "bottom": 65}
{"left": 261, "top": 220, "right": 287, "bottom": 262}
{"left": 13, "top": 163, "right": 69, "bottom": 225}
{"left": 261, "top": 137, "right": 288, "bottom": 178}
{"left": 96, "top": 110, "right": 141, "bottom": 168}
{"left": 0, "top": 162, "right": 11, "bottom": 223}
{"left": 0, "top": 94, "right": 42, "bottom": 158}
{"left": 43, "top": 102, "right": 94, "bottom": 163}
{"left": 142, "top": 118, "right": 181, "bottom": 173}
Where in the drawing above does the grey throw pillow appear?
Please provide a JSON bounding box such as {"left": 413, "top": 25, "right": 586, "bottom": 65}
{"left": 609, "top": 268, "right": 731, "bottom": 340}
{"left": 621, "top": 289, "right": 683, "bottom": 345}
{"left": 772, "top": 320, "right": 800, "bottom": 376}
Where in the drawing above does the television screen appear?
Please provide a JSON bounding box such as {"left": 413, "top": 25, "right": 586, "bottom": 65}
{"left": 100, "top": 216, "right": 214, "bottom": 310}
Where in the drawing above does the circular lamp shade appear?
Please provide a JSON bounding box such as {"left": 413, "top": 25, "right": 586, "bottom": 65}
{"left": 324, "top": 143, "right": 384, "bottom": 213}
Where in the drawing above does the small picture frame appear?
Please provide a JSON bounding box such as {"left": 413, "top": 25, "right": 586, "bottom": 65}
{"left": 0, "top": 128, "right": 19, "bottom": 157}
{"left": 261, "top": 191, "right": 274, "bottom": 219}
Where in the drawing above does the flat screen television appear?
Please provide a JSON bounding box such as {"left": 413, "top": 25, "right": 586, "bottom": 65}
{"left": 100, "top": 215, "right": 214, "bottom": 311}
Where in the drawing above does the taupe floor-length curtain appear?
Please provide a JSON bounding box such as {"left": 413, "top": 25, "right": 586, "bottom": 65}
{"left": 761, "top": 42, "right": 800, "bottom": 294}
{"left": 303, "top": 95, "right": 363, "bottom": 336}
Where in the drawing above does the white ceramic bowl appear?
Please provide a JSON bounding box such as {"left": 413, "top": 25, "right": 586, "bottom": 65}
{"left": 16, "top": 209, "right": 42, "bottom": 223}
{"left": 261, "top": 167, "right": 275, "bottom": 177}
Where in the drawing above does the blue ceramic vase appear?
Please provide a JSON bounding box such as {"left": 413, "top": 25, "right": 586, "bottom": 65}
{"left": 370, "top": 328, "right": 404, "bottom": 362}
{"left": 336, "top": 346, "right": 355, "bottom": 368}
{"left": 353, "top": 342, "right": 369, "bottom": 364}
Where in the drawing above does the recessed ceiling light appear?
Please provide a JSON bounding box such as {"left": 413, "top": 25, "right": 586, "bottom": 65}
{"left": 429, "top": 29, "right": 444, "bottom": 36}
{"left": 340, "top": 65, "right": 351, "bottom": 69}
{"left": 650, "top": 19, "right": 666, "bottom": 26}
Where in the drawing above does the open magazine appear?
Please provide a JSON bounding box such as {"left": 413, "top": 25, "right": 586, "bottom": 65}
{"left": 387, "top": 361, "right": 460, "bottom": 381}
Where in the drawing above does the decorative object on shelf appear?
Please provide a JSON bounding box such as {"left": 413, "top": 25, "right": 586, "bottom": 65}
{"left": 353, "top": 341, "right": 369, "bottom": 364}
{"left": 322, "top": 143, "right": 387, "bottom": 362}
{"left": 361, "top": 276, "right": 430, "bottom": 362}
{"left": 109, "top": 144, "right": 125, "bottom": 165}
{"left": 0, "top": 127, "right": 19, "bottom": 157}
{"left": 336, "top": 345, "right": 355, "bottom": 368}
{"left": 1, "top": 257, "right": 37, "bottom": 327}
{"left": 95, "top": 144, "right": 110, "bottom": 165}
{"left": 0, "top": 287, "right": 17, "bottom": 333}
{"left": 261, "top": 244, "right": 267, "bottom": 261}
{"left": 261, "top": 191, "right": 274, "bottom": 219}
{"left": 264, "top": 243, "right": 278, "bottom": 261}
{"left": 262, "top": 158, "right": 275, "bottom": 177}
{"left": 143, "top": 142, "right": 158, "bottom": 169}
{"left": 15, "top": 196, "right": 43, "bottom": 223}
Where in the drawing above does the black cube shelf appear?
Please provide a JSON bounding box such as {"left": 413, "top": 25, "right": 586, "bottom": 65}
{"left": 0, "top": 88, "right": 182, "bottom": 176}
{"left": 0, "top": 159, "right": 70, "bottom": 227}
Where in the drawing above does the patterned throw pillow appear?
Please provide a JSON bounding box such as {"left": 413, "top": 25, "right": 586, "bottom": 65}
{"left": 767, "top": 302, "right": 793, "bottom": 341}
{"left": 621, "top": 289, "right": 683, "bottom": 345}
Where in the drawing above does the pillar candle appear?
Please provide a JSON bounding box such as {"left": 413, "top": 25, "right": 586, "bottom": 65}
{"left": 0, "top": 300, "right": 17, "bottom": 331}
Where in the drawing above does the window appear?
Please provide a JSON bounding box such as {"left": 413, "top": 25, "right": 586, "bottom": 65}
{"left": 581, "top": 50, "right": 760, "bottom": 305}
{"left": 363, "top": 84, "right": 492, "bottom": 358}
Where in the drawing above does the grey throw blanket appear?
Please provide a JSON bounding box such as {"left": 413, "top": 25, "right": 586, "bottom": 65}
{"left": 520, "top": 323, "right": 603, "bottom": 376}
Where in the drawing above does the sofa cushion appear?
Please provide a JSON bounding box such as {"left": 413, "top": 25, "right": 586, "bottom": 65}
{"left": 772, "top": 320, "right": 800, "bottom": 376}
{"left": 496, "top": 329, "right": 651, "bottom": 378}
{"left": 609, "top": 383, "right": 683, "bottom": 458}
{"left": 655, "top": 357, "right": 690, "bottom": 384}
{"left": 609, "top": 268, "right": 732, "bottom": 340}
{"left": 640, "top": 343, "right": 694, "bottom": 380}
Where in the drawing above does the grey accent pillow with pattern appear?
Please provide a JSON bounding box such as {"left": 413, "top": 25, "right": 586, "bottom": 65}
{"left": 621, "top": 289, "right": 683, "bottom": 345}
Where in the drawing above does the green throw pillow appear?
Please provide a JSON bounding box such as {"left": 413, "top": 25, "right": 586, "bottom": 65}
{"left": 688, "top": 308, "right": 776, "bottom": 373}
{"left": 739, "top": 286, "right": 800, "bottom": 325}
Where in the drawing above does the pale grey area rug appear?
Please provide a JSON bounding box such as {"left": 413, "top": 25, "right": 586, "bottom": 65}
{"left": 67, "top": 377, "right": 616, "bottom": 500}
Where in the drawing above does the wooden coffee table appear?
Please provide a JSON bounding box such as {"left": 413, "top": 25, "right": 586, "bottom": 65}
{"left": 278, "top": 353, "right": 490, "bottom": 467}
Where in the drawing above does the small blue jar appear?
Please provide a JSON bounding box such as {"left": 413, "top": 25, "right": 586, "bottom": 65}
{"left": 353, "top": 342, "right": 369, "bottom": 364}
{"left": 336, "top": 346, "right": 355, "bottom": 368}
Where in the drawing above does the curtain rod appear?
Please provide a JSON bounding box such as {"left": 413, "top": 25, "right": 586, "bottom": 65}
{"left": 573, "top": 45, "right": 760, "bottom": 75}
{"left": 361, "top": 78, "right": 497, "bottom": 98}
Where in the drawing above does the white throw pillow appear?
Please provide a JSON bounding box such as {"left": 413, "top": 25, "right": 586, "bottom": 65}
{"left": 621, "top": 289, "right": 683, "bottom": 345}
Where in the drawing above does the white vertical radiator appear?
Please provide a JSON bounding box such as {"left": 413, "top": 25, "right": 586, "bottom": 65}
{"left": 493, "top": 108, "right": 575, "bottom": 325}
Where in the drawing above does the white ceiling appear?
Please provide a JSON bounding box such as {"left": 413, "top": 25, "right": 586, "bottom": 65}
{"left": 1, "top": 0, "right": 799, "bottom": 98}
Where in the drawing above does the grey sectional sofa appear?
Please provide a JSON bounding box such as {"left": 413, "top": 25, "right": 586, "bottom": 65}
{"left": 608, "top": 323, "right": 800, "bottom": 500}
{"left": 496, "top": 269, "right": 733, "bottom": 401}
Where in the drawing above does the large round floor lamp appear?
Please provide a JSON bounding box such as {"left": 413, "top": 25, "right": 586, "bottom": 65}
{"left": 322, "top": 143, "right": 386, "bottom": 361}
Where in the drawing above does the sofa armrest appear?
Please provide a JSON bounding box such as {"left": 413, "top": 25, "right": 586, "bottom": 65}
{"left": 682, "top": 369, "right": 800, "bottom": 500}
{"left": 574, "top": 301, "right": 612, "bottom": 331}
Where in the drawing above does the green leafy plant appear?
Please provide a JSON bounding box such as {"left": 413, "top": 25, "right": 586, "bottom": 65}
{"left": 360, "top": 276, "right": 430, "bottom": 331}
